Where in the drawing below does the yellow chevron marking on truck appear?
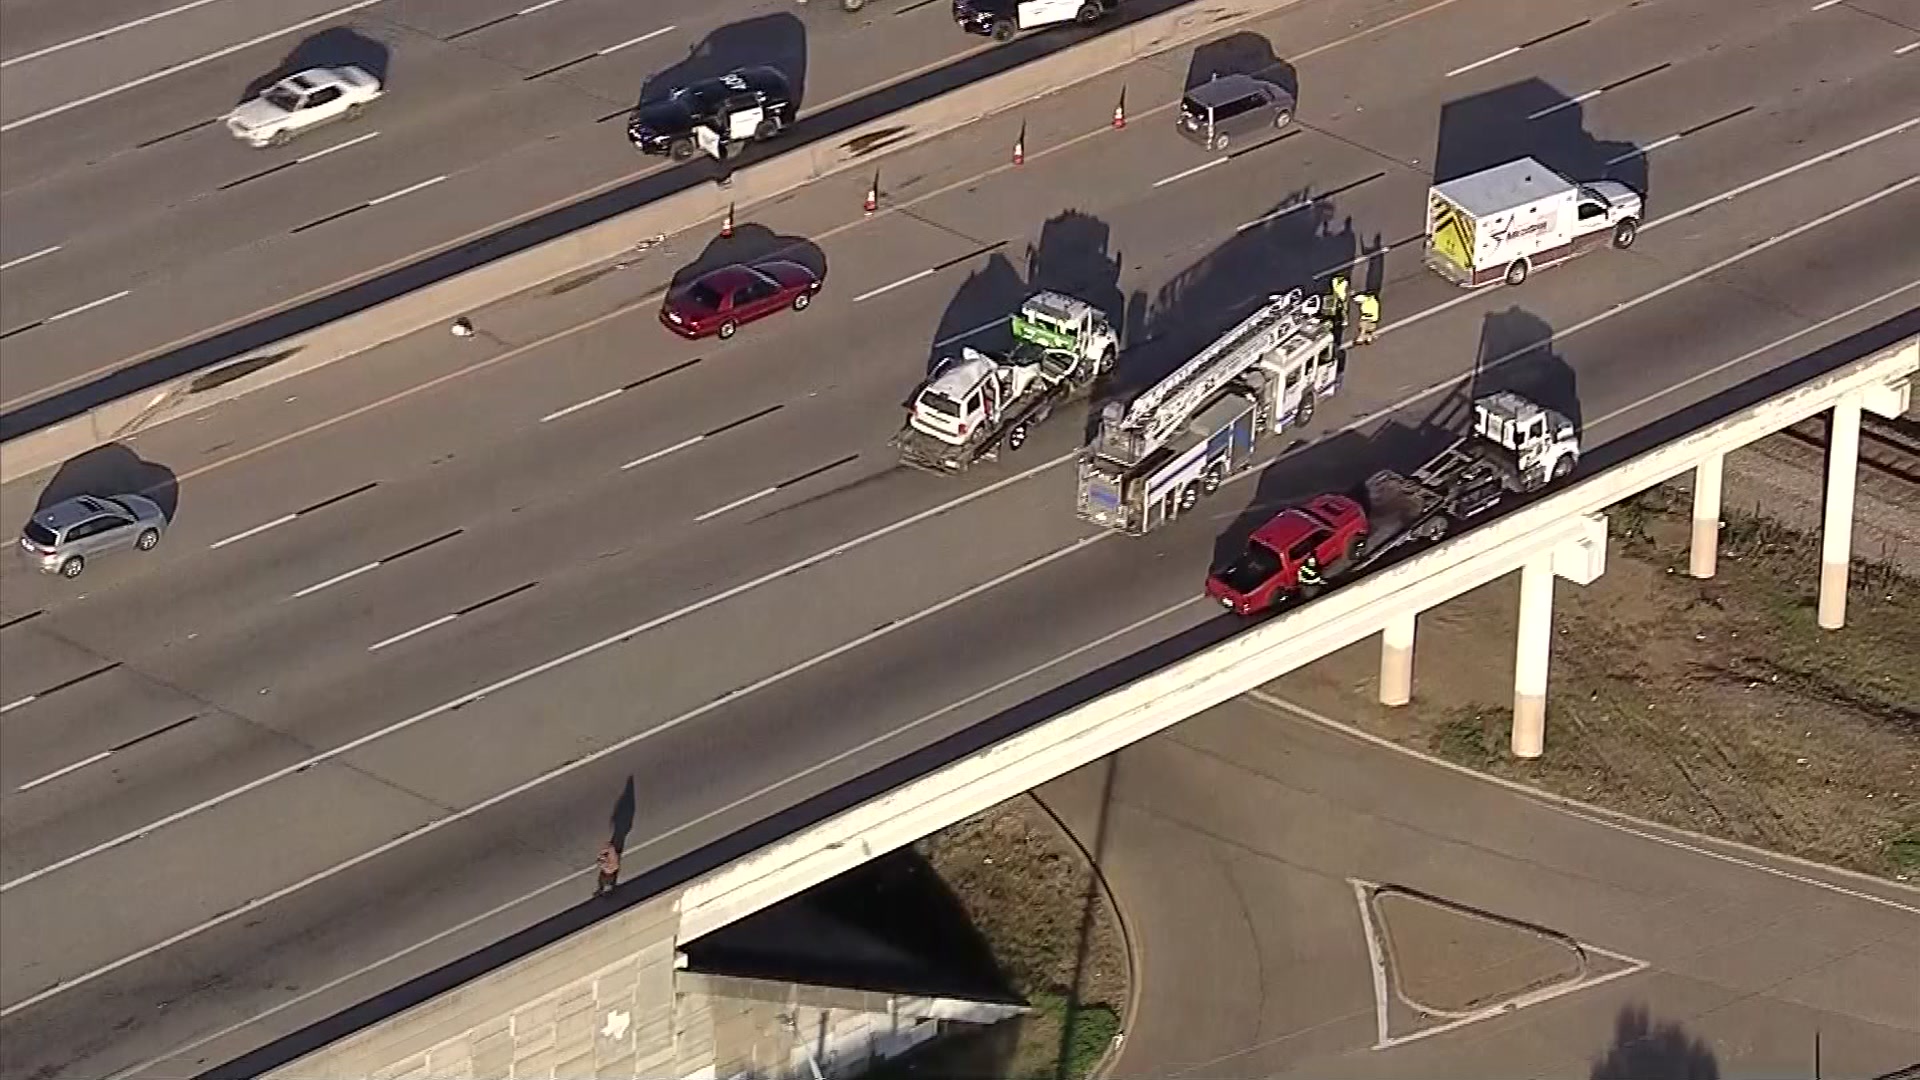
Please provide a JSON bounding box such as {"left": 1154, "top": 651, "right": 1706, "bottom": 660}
{"left": 1429, "top": 193, "right": 1474, "bottom": 269}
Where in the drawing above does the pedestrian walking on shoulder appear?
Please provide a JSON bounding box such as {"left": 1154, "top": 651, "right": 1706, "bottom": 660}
{"left": 1353, "top": 292, "right": 1380, "bottom": 346}
{"left": 594, "top": 841, "right": 620, "bottom": 897}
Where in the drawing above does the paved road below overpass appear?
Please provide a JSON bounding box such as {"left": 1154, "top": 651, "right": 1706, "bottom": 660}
{"left": 1, "top": 0, "right": 1916, "bottom": 1073}
{"left": 1040, "top": 692, "right": 1920, "bottom": 1079}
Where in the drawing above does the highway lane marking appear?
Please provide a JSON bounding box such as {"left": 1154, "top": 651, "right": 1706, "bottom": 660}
{"left": 1151, "top": 157, "right": 1225, "bottom": 188}
{"left": 220, "top": 132, "right": 386, "bottom": 190}
{"left": 540, "top": 357, "right": 706, "bottom": 424}
{"left": 0, "top": 451, "right": 1074, "bottom": 897}
{"left": 1528, "top": 63, "right": 1671, "bottom": 120}
{"left": 299, "top": 129, "right": 382, "bottom": 163}
{"left": 1898, "top": 41, "right": 1919, "bottom": 55}
{"left": 0, "top": 662, "right": 122, "bottom": 716}
{"left": 15, "top": 715, "right": 201, "bottom": 793}
{"left": 1237, "top": 171, "right": 1387, "bottom": 232}
{"left": 852, "top": 268, "right": 934, "bottom": 303}
{"left": 0, "top": 0, "right": 1464, "bottom": 412}
{"left": 369, "top": 175, "right": 448, "bottom": 206}
{"left": 622, "top": 435, "right": 705, "bottom": 470}
{"left": 0, "top": 0, "right": 242, "bottom": 67}
{"left": 0, "top": 0, "right": 391, "bottom": 133}
{"left": 208, "top": 481, "right": 379, "bottom": 549}
{"left": 1255, "top": 693, "right": 1920, "bottom": 916}
{"left": 599, "top": 26, "right": 676, "bottom": 55}
{"left": 12, "top": 279, "right": 1910, "bottom": 1014}
{"left": 850, "top": 241, "right": 1004, "bottom": 302}
{"left": 1606, "top": 105, "right": 1755, "bottom": 166}
{"left": 0, "top": 246, "right": 60, "bottom": 272}
{"left": 693, "top": 453, "right": 860, "bottom": 522}
{"left": 531, "top": 26, "right": 677, "bottom": 77}
{"left": 0, "top": 143, "right": 1886, "bottom": 886}
{"left": 46, "top": 290, "right": 132, "bottom": 323}
{"left": 367, "top": 581, "right": 540, "bottom": 652}
{"left": 291, "top": 175, "right": 448, "bottom": 233}
{"left": 1640, "top": 115, "right": 1919, "bottom": 228}
{"left": 1809, "top": 0, "right": 1844, "bottom": 7}
{"left": 622, "top": 402, "right": 783, "bottom": 469}
{"left": 288, "top": 528, "right": 462, "bottom": 599}
{"left": 1443, "top": 18, "right": 1591, "bottom": 78}
{"left": 0, "top": 609, "right": 46, "bottom": 631}
{"left": 446, "top": 0, "right": 577, "bottom": 40}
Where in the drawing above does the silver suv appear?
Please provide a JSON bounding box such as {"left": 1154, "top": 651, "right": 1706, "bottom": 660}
{"left": 1177, "top": 74, "right": 1294, "bottom": 152}
{"left": 19, "top": 494, "right": 168, "bottom": 578}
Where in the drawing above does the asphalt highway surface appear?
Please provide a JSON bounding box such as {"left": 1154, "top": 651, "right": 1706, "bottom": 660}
{"left": 0, "top": 0, "right": 1116, "bottom": 416}
{"left": 1, "top": 0, "right": 1917, "bottom": 1075}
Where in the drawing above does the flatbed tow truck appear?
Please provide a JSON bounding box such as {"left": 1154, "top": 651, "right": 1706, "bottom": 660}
{"left": 892, "top": 291, "right": 1117, "bottom": 474}
{"left": 1207, "top": 391, "right": 1581, "bottom": 614}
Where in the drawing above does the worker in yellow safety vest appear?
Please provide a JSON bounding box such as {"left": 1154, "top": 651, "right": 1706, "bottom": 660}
{"left": 1328, "top": 275, "right": 1350, "bottom": 343}
{"left": 1353, "top": 292, "right": 1380, "bottom": 345}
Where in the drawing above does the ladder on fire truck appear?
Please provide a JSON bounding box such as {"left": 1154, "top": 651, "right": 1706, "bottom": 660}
{"left": 1114, "top": 288, "right": 1324, "bottom": 458}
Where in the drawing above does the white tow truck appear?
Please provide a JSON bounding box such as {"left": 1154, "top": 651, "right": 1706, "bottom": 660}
{"left": 1076, "top": 288, "right": 1338, "bottom": 534}
{"left": 892, "top": 291, "right": 1118, "bottom": 474}
{"left": 1424, "top": 157, "right": 1642, "bottom": 288}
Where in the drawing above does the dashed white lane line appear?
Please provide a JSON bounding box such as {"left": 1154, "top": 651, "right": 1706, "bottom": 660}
{"left": 622, "top": 434, "right": 705, "bottom": 470}
{"left": 1528, "top": 88, "right": 1601, "bottom": 119}
{"left": 291, "top": 561, "right": 380, "bottom": 598}
{"left": 520, "top": 0, "right": 570, "bottom": 13}
{"left": 1898, "top": 41, "right": 1919, "bottom": 55}
{"left": 1641, "top": 115, "right": 1919, "bottom": 229}
{"left": 1152, "top": 157, "right": 1226, "bottom": 188}
{"left": 298, "top": 130, "right": 380, "bottom": 162}
{"left": 1, "top": 695, "right": 37, "bottom": 714}
{"left": 541, "top": 387, "right": 623, "bottom": 423}
{"left": 852, "top": 268, "right": 934, "bottom": 303}
{"left": 0, "top": 245, "right": 60, "bottom": 272}
{"left": 288, "top": 528, "right": 462, "bottom": 599}
{"left": 16, "top": 752, "right": 113, "bottom": 792}
{"left": 0, "top": 0, "right": 389, "bottom": 132}
{"left": 369, "top": 175, "right": 447, "bottom": 206}
{"left": 45, "top": 290, "right": 130, "bottom": 323}
{"left": 367, "top": 614, "right": 458, "bottom": 652}
{"left": 208, "top": 513, "right": 297, "bottom": 550}
{"left": 1810, "top": 0, "right": 1844, "bottom": 9}
{"left": 1, "top": 0, "right": 241, "bottom": 68}
{"left": 694, "top": 486, "right": 778, "bottom": 522}
{"left": 1444, "top": 44, "right": 1520, "bottom": 78}
{"left": 598, "top": 26, "right": 675, "bottom": 55}
{"left": 934, "top": 317, "right": 1004, "bottom": 348}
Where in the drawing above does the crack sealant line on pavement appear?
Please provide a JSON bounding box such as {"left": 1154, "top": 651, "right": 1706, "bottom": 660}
{"left": 1255, "top": 694, "right": 1920, "bottom": 915}
{"left": 14, "top": 156, "right": 1905, "bottom": 906}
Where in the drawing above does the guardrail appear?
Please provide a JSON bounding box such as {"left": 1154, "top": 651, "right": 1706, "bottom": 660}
{"left": 0, "top": 0, "right": 1302, "bottom": 485}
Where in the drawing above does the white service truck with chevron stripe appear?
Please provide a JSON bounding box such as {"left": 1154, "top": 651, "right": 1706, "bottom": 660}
{"left": 1424, "top": 158, "right": 1641, "bottom": 289}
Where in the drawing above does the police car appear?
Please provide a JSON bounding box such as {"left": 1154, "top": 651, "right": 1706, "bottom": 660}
{"left": 627, "top": 67, "right": 795, "bottom": 160}
{"left": 952, "top": 0, "right": 1118, "bottom": 41}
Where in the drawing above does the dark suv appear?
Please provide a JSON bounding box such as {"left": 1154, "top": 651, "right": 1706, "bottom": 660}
{"left": 628, "top": 66, "right": 795, "bottom": 159}
{"left": 1177, "top": 74, "right": 1294, "bottom": 151}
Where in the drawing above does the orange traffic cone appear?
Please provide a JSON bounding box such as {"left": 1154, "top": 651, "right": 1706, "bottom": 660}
{"left": 1113, "top": 88, "right": 1126, "bottom": 129}
{"left": 720, "top": 202, "right": 734, "bottom": 239}
{"left": 1013, "top": 122, "right": 1026, "bottom": 165}
{"left": 864, "top": 172, "right": 878, "bottom": 215}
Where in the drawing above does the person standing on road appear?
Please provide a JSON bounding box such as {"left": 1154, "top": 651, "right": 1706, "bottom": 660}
{"left": 1296, "top": 555, "right": 1325, "bottom": 589}
{"left": 1353, "top": 292, "right": 1381, "bottom": 346}
{"left": 1328, "top": 275, "right": 1350, "bottom": 344}
{"left": 594, "top": 841, "right": 621, "bottom": 897}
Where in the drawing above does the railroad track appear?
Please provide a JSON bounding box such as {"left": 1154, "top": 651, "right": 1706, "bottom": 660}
{"left": 1777, "top": 413, "right": 1920, "bottom": 488}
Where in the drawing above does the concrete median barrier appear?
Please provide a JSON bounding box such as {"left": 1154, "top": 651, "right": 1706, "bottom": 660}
{"left": 1, "top": 0, "right": 1295, "bottom": 487}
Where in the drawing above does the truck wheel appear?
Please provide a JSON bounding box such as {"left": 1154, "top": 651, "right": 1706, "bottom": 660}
{"left": 1075, "top": 1, "right": 1102, "bottom": 23}
{"left": 991, "top": 18, "right": 1016, "bottom": 41}
{"left": 1296, "top": 392, "right": 1315, "bottom": 426}
{"left": 1201, "top": 463, "right": 1224, "bottom": 495}
{"left": 1504, "top": 259, "right": 1530, "bottom": 286}
{"left": 1006, "top": 424, "right": 1028, "bottom": 451}
{"left": 1097, "top": 346, "right": 1116, "bottom": 375}
{"left": 1612, "top": 218, "right": 1638, "bottom": 249}
{"left": 1178, "top": 483, "right": 1200, "bottom": 514}
{"left": 1551, "top": 454, "right": 1575, "bottom": 481}
{"left": 754, "top": 119, "right": 779, "bottom": 141}
{"left": 669, "top": 138, "right": 695, "bottom": 160}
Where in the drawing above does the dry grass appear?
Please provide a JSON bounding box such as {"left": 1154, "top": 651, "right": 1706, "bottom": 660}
{"left": 1272, "top": 485, "right": 1920, "bottom": 880}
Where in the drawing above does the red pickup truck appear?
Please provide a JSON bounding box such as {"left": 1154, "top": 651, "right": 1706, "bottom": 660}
{"left": 1206, "top": 493, "right": 1371, "bottom": 615}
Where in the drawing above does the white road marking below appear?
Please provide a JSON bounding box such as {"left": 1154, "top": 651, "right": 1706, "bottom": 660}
{"left": 599, "top": 26, "right": 675, "bottom": 55}
{"left": 44, "top": 290, "right": 130, "bottom": 323}
{"left": 368, "top": 614, "right": 459, "bottom": 652}
{"left": 1444, "top": 45, "right": 1520, "bottom": 78}
{"left": 1810, "top": 0, "right": 1844, "bottom": 9}
{"left": 16, "top": 751, "right": 114, "bottom": 793}
{"left": 0, "top": 0, "right": 389, "bottom": 133}
{"left": 0, "top": 133, "right": 1905, "bottom": 908}
{"left": 1643, "top": 115, "right": 1918, "bottom": 229}
{"left": 291, "top": 561, "right": 380, "bottom": 598}
{"left": 519, "top": 0, "right": 571, "bottom": 13}
{"left": 0, "top": 695, "right": 37, "bottom": 714}
{"left": 933, "top": 317, "right": 1005, "bottom": 348}
{"left": 1527, "top": 88, "right": 1600, "bottom": 120}
{"left": 0, "top": 245, "right": 60, "bottom": 272}
{"left": 1607, "top": 132, "right": 1680, "bottom": 165}
{"left": 1, "top": 0, "right": 239, "bottom": 68}
{"left": 541, "top": 387, "right": 623, "bottom": 423}
{"left": 694, "top": 486, "right": 778, "bottom": 522}
{"left": 368, "top": 176, "right": 447, "bottom": 206}
{"left": 298, "top": 130, "right": 380, "bottom": 163}
{"left": 1897, "top": 41, "right": 1919, "bottom": 55}
{"left": 622, "top": 434, "right": 705, "bottom": 470}
{"left": 1152, "top": 157, "right": 1225, "bottom": 188}
{"left": 852, "top": 268, "right": 934, "bottom": 303}
{"left": 208, "top": 513, "right": 298, "bottom": 550}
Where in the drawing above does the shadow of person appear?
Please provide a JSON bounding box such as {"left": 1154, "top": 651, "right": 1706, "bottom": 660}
{"left": 35, "top": 443, "right": 180, "bottom": 523}
{"left": 609, "top": 776, "right": 636, "bottom": 852}
{"left": 636, "top": 13, "right": 809, "bottom": 113}
{"left": 241, "top": 27, "right": 392, "bottom": 102}
{"left": 1185, "top": 30, "right": 1297, "bottom": 99}
{"left": 666, "top": 222, "right": 828, "bottom": 293}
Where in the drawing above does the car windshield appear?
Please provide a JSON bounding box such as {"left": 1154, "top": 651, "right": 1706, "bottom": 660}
{"left": 918, "top": 392, "right": 963, "bottom": 419}
{"left": 23, "top": 520, "right": 58, "bottom": 547}
{"left": 264, "top": 87, "right": 302, "bottom": 110}
{"left": 1217, "top": 541, "right": 1282, "bottom": 593}
{"left": 686, "top": 282, "right": 724, "bottom": 310}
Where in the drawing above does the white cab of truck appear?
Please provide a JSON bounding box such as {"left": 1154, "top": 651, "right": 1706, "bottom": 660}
{"left": 1424, "top": 157, "right": 1641, "bottom": 288}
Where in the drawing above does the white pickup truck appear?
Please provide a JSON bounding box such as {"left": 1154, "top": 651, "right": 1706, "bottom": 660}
{"left": 1424, "top": 157, "right": 1641, "bottom": 288}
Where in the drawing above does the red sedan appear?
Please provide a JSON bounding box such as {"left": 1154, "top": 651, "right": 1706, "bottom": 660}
{"left": 659, "top": 260, "right": 822, "bottom": 340}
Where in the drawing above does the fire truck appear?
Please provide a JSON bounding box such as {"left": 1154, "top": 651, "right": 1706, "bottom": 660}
{"left": 1075, "top": 288, "right": 1338, "bottom": 534}
{"left": 892, "top": 291, "right": 1118, "bottom": 474}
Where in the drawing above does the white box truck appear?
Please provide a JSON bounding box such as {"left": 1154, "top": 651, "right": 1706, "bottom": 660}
{"left": 1424, "top": 157, "right": 1642, "bottom": 288}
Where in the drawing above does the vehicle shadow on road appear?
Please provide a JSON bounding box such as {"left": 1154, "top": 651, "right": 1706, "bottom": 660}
{"left": 636, "top": 14, "right": 809, "bottom": 114}
{"left": 1470, "top": 306, "right": 1584, "bottom": 439}
{"left": 665, "top": 223, "right": 828, "bottom": 294}
{"left": 1435, "top": 77, "right": 1648, "bottom": 200}
{"left": 35, "top": 443, "right": 180, "bottom": 523}
{"left": 1588, "top": 1005, "right": 1720, "bottom": 1079}
{"left": 1185, "top": 30, "right": 1298, "bottom": 101}
{"left": 241, "top": 27, "right": 393, "bottom": 102}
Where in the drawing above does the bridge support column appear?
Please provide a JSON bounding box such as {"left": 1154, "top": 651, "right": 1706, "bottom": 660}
{"left": 1379, "top": 611, "right": 1417, "bottom": 707}
{"left": 1690, "top": 453, "right": 1724, "bottom": 579}
{"left": 1818, "top": 395, "right": 1861, "bottom": 630}
{"left": 1511, "top": 552, "right": 1554, "bottom": 759}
